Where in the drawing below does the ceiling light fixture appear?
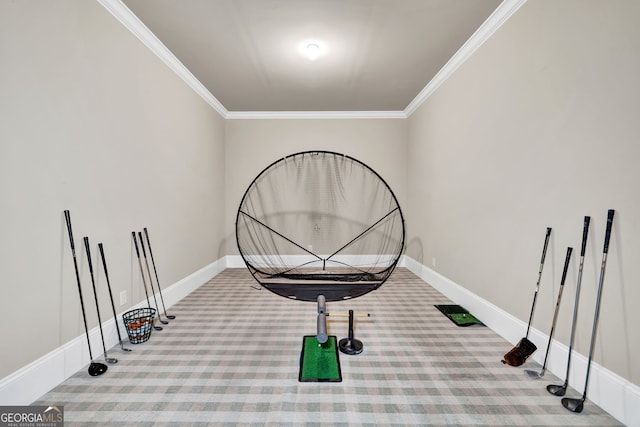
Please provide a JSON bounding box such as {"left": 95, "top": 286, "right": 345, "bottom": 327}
{"left": 304, "top": 43, "right": 321, "bottom": 61}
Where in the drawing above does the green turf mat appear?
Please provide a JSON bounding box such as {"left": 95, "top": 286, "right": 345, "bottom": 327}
{"left": 434, "top": 304, "right": 484, "bottom": 327}
{"left": 299, "top": 335, "right": 342, "bottom": 382}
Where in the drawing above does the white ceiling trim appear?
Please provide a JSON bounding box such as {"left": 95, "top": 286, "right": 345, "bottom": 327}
{"left": 225, "top": 111, "right": 407, "bottom": 120}
{"left": 96, "top": 0, "right": 229, "bottom": 117}
{"left": 97, "top": 0, "right": 526, "bottom": 121}
{"left": 404, "top": 0, "right": 528, "bottom": 117}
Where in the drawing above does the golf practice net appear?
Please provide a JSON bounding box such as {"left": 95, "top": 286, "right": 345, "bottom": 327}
{"left": 236, "top": 151, "right": 405, "bottom": 302}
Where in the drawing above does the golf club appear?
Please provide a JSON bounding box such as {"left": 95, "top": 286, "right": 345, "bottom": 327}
{"left": 83, "top": 237, "right": 118, "bottom": 364}
{"left": 143, "top": 228, "right": 175, "bottom": 319}
{"left": 138, "top": 231, "right": 168, "bottom": 325}
{"left": 525, "top": 246, "right": 572, "bottom": 379}
{"left": 562, "top": 209, "right": 614, "bottom": 413}
{"left": 132, "top": 232, "right": 162, "bottom": 331}
{"left": 63, "top": 210, "right": 107, "bottom": 377}
{"left": 503, "top": 227, "right": 552, "bottom": 366}
{"left": 98, "top": 243, "right": 132, "bottom": 352}
{"left": 547, "top": 216, "right": 590, "bottom": 396}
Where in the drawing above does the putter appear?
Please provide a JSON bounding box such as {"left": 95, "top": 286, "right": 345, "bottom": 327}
{"left": 547, "top": 216, "right": 590, "bottom": 396}
{"left": 98, "top": 243, "right": 132, "bottom": 352}
{"left": 143, "top": 228, "right": 175, "bottom": 319}
{"left": 138, "top": 231, "right": 168, "bottom": 324}
{"left": 562, "top": 210, "right": 614, "bottom": 413}
{"left": 503, "top": 227, "right": 552, "bottom": 366}
{"left": 83, "top": 237, "right": 118, "bottom": 364}
{"left": 63, "top": 211, "right": 107, "bottom": 376}
{"left": 132, "top": 232, "right": 162, "bottom": 331}
{"left": 525, "top": 246, "right": 572, "bottom": 379}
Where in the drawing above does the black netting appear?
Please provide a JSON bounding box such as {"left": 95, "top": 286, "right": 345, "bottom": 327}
{"left": 236, "top": 151, "right": 405, "bottom": 301}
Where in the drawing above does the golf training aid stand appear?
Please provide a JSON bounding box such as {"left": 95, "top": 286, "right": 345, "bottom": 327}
{"left": 299, "top": 295, "right": 340, "bottom": 382}
{"left": 299, "top": 295, "right": 371, "bottom": 382}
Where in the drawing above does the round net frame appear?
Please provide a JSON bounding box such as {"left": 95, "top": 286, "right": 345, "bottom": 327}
{"left": 236, "top": 150, "right": 405, "bottom": 302}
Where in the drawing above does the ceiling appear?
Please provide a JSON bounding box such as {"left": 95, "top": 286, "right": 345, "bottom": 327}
{"left": 118, "top": 0, "right": 507, "bottom": 114}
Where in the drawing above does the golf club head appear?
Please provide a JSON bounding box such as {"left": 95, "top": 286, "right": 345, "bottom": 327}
{"left": 546, "top": 383, "right": 567, "bottom": 396}
{"left": 561, "top": 397, "right": 584, "bottom": 413}
{"left": 524, "top": 369, "right": 543, "bottom": 379}
{"left": 106, "top": 357, "right": 118, "bottom": 364}
{"left": 88, "top": 362, "right": 108, "bottom": 376}
{"left": 502, "top": 338, "right": 537, "bottom": 366}
{"left": 120, "top": 345, "right": 132, "bottom": 352}
{"left": 160, "top": 319, "right": 169, "bottom": 324}
{"left": 167, "top": 315, "right": 176, "bottom": 319}
{"left": 154, "top": 326, "right": 163, "bottom": 331}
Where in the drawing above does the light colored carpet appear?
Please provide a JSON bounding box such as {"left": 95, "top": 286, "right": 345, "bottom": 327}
{"left": 34, "top": 268, "right": 622, "bottom": 426}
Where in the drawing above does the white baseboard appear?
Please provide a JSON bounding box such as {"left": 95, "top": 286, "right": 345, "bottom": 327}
{"left": 402, "top": 255, "right": 640, "bottom": 427}
{"left": 0, "top": 258, "right": 226, "bottom": 406}
{"left": 224, "top": 254, "right": 247, "bottom": 268}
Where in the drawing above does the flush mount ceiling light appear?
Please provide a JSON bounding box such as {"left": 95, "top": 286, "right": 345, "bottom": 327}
{"left": 305, "top": 43, "right": 320, "bottom": 60}
{"left": 299, "top": 41, "right": 326, "bottom": 61}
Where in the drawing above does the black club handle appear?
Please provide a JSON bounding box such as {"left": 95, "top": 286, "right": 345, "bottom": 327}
{"left": 603, "top": 210, "right": 615, "bottom": 254}
{"left": 580, "top": 216, "right": 591, "bottom": 257}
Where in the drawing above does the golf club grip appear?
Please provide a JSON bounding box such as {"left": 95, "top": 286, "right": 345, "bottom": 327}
{"left": 603, "top": 210, "right": 615, "bottom": 254}
{"left": 83, "top": 237, "right": 95, "bottom": 273}
{"left": 540, "top": 227, "right": 552, "bottom": 266}
{"left": 138, "top": 232, "right": 147, "bottom": 257}
{"left": 317, "top": 313, "right": 328, "bottom": 344}
{"left": 580, "top": 216, "right": 591, "bottom": 256}
{"left": 560, "top": 247, "right": 573, "bottom": 285}
{"left": 98, "top": 243, "right": 108, "bottom": 278}
{"left": 143, "top": 228, "right": 158, "bottom": 267}
{"left": 64, "top": 210, "right": 76, "bottom": 254}
{"left": 132, "top": 232, "right": 141, "bottom": 256}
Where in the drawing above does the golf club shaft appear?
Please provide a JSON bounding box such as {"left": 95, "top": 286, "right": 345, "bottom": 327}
{"left": 143, "top": 228, "right": 173, "bottom": 318}
{"left": 562, "top": 216, "right": 590, "bottom": 387}
{"left": 83, "top": 237, "right": 110, "bottom": 360}
{"left": 139, "top": 231, "right": 166, "bottom": 322}
{"left": 580, "top": 210, "right": 614, "bottom": 400}
{"left": 64, "top": 211, "right": 95, "bottom": 361}
{"left": 98, "top": 243, "right": 127, "bottom": 347}
{"left": 540, "top": 246, "right": 573, "bottom": 373}
{"left": 525, "top": 227, "right": 552, "bottom": 338}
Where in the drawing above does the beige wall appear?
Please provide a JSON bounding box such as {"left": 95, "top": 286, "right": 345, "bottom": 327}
{"left": 407, "top": 0, "right": 640, "bottom": 384}
{"left": 224, "top": 119, "right": 408, "bottom": 255}
{"left": 0, "top": 1, "right": 226, "bottom": 378}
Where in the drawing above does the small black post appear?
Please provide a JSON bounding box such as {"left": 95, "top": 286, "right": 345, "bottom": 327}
{"left": 339, "top": 310, "right": 363, "bottom": 355}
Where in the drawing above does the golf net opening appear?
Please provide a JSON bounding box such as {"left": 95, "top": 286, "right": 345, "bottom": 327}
{"left": 236, "top": 151, "right": 405, "bottom": 302}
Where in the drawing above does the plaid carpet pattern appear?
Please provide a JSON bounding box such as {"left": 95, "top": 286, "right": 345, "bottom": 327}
{"left": 35, "top": 268, "right": 621, "bottom": 426}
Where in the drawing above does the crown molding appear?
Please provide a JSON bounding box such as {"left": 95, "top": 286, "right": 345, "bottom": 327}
{"left": 96, "top": 0, "right": 229, "bottom": 118}
{"left": 225, "top": 110, "right": 407, "bottom": 120}
{"left": 98, "top": 0, "right": 525, "bottom": 121}
{"left": 403, "top": 0, "right": 528, "bottom": 117}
